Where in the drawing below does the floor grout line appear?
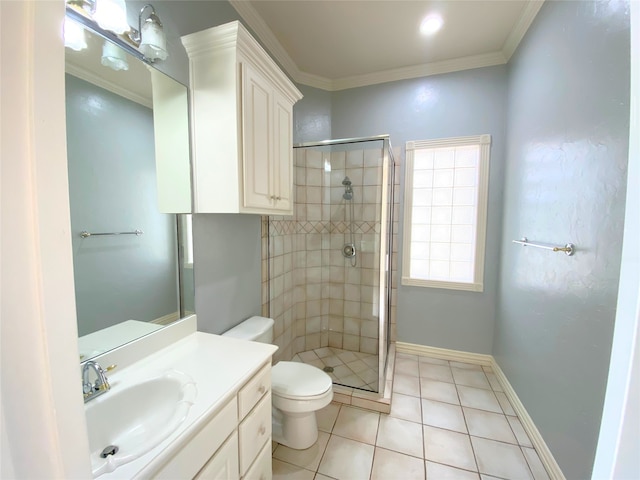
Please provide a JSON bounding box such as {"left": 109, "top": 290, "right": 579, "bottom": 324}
{"left": 273, "top": 351, "right": 545, "bottom": 480}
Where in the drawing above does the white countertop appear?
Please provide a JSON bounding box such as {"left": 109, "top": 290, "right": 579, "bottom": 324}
{"left": 94, "top": 331, "right": 277, "bottom": 479}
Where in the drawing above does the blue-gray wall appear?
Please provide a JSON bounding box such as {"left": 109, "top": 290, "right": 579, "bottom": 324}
{"left": 294, "top": 84, "right": 332, "bottom": 143}
{"left": 66, "top": 75, "right": 178, "bottom": 336}
{"left": 192, "top": 214, "right": 262, "bottom": 334}
{"left": 494, "top": 1, "right": 630, "bottom": 478}
{"left": 330, "top": 67, "right": 508, "bottom": 354}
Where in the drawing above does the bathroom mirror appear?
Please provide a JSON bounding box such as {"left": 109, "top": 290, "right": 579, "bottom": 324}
{"left": 64, "top": 15, "right": 194, "bottom": 361}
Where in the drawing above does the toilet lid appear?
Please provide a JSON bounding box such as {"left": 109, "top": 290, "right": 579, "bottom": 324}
{"left": 271, "top": 361, "right": 332, "bottom": 399}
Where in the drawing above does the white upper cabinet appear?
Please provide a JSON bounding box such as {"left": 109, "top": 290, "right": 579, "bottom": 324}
{"left": 181, "top": 21, "right": 303, "bottom": 214}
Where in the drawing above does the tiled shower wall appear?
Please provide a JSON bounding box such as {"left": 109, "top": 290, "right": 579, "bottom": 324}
{"left": 263, "top": 145, "right": 401, "bottom": 365}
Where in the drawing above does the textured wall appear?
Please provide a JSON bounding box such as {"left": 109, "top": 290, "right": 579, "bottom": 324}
{"left": 331, "top": 67, "right": 508, "bottom": 354}
{"left": 293, "top": 84, "right": 332, "bottom": 144}
{"left": 494, "top": 1, "right": 630, "bottom": 478}
{"left": 66, "top": 75, "right": 178, "bottom": 336}
{"left": 193, "top": 214, "right": 262, "bottom": 334}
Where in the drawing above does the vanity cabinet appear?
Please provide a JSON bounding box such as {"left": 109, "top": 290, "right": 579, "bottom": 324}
{"left": 182, "top": 21, "right": 303, "bottom": 215}
{"left": 153, "top": 362, "right": 273, "bottom": 480}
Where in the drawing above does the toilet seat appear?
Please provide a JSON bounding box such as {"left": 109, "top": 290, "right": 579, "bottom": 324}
{"left": 271, "top": 361, "right": 332, "bottom": 400}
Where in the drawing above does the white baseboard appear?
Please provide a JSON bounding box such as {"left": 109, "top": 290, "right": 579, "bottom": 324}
{"left": 395, "top": 341, "right": 565, "bottom": 480}
{"left": 396, "top": 341, "right": 493, "bottom": 366}
{"left": 491, "top": 360, "right": 565, "bottom": 480}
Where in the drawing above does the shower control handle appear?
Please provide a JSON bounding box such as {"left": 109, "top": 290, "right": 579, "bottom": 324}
{"left": 342, "top": 243, "right": 356, "bottom": 258}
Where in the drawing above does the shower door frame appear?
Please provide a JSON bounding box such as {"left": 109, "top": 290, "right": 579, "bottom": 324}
{"left": 293, "top": 134, "right": 394, "bottom": 393}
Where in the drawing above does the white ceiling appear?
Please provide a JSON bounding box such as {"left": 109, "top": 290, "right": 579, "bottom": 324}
{"left": 230, "top": 0, "right": 544, "bottom": 91}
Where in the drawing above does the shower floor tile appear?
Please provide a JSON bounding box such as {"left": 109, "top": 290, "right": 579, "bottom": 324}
{"left": 293, "top": 347, "right": 379, "bottom": 392}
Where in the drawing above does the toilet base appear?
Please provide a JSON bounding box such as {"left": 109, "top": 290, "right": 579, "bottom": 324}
{"left": 272, "top": 406, "right": 319, "bottom": 450}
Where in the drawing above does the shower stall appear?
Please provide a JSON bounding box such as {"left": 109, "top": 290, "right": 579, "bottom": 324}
{"left": 266, "top": 135, "right": 394, "bottom": 393}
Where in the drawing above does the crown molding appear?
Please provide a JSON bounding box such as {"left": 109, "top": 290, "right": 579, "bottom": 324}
{"left": 65, "top": 62, "right": 152, "bottom": 108}
{"left": 230, "top": 0, "right": 538, "bottom": 92}
{"left": 330, "top": 52, "right": 508, "bottom": 91}
{"left": 229, "top": 0, "right": 301, "bottom": 80}
{"left": 294, "top": 70, "right": 334, "bottom": 91}
{"left": 502, "top": 0, "right": 545, "bottom": 60}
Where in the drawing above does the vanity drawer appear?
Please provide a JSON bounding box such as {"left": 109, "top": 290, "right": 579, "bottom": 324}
{"left": 242, "top": 441, "right": 271, "bottom": 480}
{"left": 195, "top": 432, "right": 239, "bottom": 480}
{"left": 238, "top": 362, "right": 270, "bottom": 419}
{"left": 152, "top": 398, "right": 237, "bottom": 480}
{"left": 238, "top": 393, "right": 271, "bottom": 475}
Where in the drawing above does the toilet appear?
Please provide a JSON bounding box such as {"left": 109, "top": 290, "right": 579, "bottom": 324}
{"left": 222, "top": 316, "right": 333, "bottom": 450}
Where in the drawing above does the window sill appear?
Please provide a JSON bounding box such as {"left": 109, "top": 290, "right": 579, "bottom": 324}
{"left": 401, "top": 277, "right": 483, "bottom": 292}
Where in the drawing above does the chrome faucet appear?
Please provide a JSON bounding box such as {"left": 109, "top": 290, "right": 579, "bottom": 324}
{"left": 82, "top": 361, "right": 114, "bottom": 403}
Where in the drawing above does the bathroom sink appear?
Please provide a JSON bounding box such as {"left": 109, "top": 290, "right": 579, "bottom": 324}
{"left": 85, "top": 370, "right": 197, "bottom": 477}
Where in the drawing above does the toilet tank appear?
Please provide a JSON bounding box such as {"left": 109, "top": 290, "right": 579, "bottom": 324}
{"left": 222, "top": 316, "right": 274, "bottom": 343}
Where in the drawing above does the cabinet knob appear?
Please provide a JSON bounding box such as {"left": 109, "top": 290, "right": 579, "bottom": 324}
{"left": 259, "top": 425, "right": 266, "bottom": 436}
{"left": 258, "top": 385, "right": 266, "bottom": 394}
{"left": 276, "top": 196, "right": 281, "bottom": 201}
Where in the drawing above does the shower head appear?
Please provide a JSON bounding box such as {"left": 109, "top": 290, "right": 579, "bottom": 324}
{"left": 342, "top": 175, "right": 353, "bottom": 199}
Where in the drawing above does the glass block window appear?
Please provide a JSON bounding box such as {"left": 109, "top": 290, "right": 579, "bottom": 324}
{"left": 402, "top": 135, "right": 491, "bottom": 291}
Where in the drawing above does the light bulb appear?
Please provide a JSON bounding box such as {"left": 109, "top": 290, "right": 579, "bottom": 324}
{"left": 64, "top": 16, "right": 87, "bottom": 51}
{"left": 139, "top": 18, "right": 168, "bottom": 61}
{"left": 93, "top": 0, "right": 129, "bottom": 34}
{"left": 101, "top": 41, "right": 129, "bottom": 71}
{"left": 420, "top": 14, "right": 443, "bottom": 35}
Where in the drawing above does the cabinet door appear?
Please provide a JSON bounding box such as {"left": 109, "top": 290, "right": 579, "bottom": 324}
{"left": 242, "top": 62, "right": 274, "bottom": 211}
{"left": 195, "top": 432, "right": 239, "bottom": 480}
{"left": 239, "top": 394, "right": 272, "bottom": 476}
{"left": 242, "top": 442, "right": 272, "bottom": 480}
{"left": 152, "top": 399, "right": 237, "bottom": 479}
{"left": 272, "top": 90, "right": 294, "bottom": 214}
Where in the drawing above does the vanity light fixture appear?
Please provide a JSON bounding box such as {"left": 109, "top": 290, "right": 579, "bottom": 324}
{"left": 65, "top": 0, "right": 168, "bottom": 63}
{"left": 420, "top": 14, "right": 444, "bottom": 35}
{"left": 101, "top": 40, "right": 129, "bottom": 71}
{"left": 64, "top": 16, "right": 88, "bottom": 51}
{"left": 127, "top": 4, "right": 169, "bottom": 62}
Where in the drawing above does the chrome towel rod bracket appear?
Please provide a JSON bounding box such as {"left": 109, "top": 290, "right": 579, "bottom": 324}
{"left": 80, "top": 229, "right": 144, "bottom": 238}
{"left": 512, "top": 237, "right": 575, "bottom": 256}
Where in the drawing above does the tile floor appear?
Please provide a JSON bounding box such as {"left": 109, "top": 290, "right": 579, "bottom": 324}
{"left": 293, "top": 347, "right": 379, "bottom": 392}
{"left": 272, "top": 352, "right": 551, "bottom": 480}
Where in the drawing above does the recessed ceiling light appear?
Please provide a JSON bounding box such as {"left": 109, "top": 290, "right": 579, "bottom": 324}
{"left": 420, "top": 14, "right": 443, "bottom": 35}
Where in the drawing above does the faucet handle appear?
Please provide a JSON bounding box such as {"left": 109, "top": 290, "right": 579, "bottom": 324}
{"left": 82, "top": 360, "right": 113, "bottom": 402}
{"left": 105, "top": 364, "right": 117, "bottom": 372}
{"left": 83, "top": 381, "right": 94, "bottom": 395}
